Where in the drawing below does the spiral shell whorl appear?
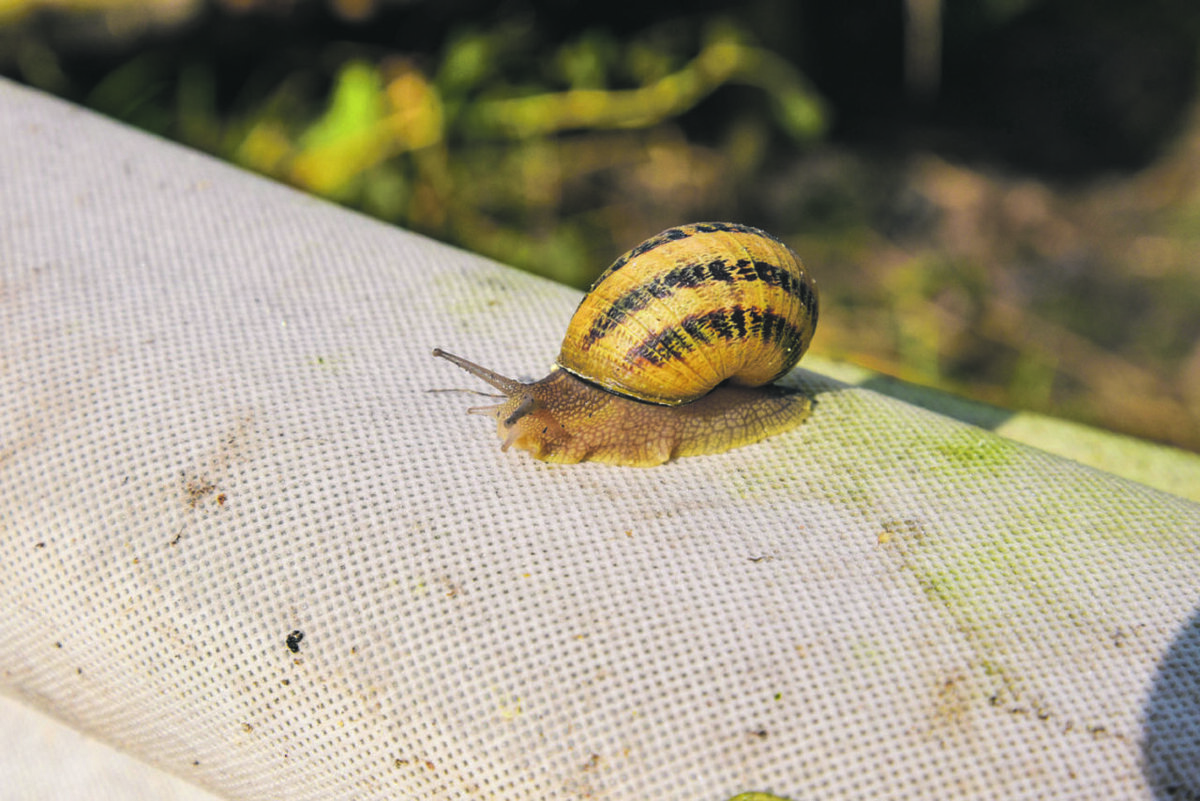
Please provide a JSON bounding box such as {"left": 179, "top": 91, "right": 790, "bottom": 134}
{"left": 557, "top": 222, "right": 818, "bottom": 405}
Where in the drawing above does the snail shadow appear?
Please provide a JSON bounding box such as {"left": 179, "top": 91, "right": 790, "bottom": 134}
{"left": 777, "top": 369, "right": 838, "bottom": 410}
{"left": 784, "top": 368, "right": 1017, "bottom": 433}
{"left": 1143, "top": 601, "right": 1200, "bottom": 799}
{"left": 855, "top": 373, "right": 1016, "bottom": 430}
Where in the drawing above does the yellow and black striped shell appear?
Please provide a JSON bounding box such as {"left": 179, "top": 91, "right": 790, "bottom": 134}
{"left": 557, "top": 222, "right": 819, "bottom": 405}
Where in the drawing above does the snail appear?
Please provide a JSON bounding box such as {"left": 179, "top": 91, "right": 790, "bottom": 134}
{"left": 433, "top": 222, "right": 818, "bottom": 466}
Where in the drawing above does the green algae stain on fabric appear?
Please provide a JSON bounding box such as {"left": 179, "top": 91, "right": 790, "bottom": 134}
{"left": 430, "top": 269, "right": 570, "bottom": 328}
{"left": 930, "top": 428, "right": 1020, "bottom": 471}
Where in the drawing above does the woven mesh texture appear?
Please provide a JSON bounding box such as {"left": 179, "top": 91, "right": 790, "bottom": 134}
{"left": 2, "top": 78, "right": 1199, "bottom": 801}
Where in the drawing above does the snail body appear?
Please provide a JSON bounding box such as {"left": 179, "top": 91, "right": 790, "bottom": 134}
{"left": 434, "top": 222, "right": 818, "bottom": 466}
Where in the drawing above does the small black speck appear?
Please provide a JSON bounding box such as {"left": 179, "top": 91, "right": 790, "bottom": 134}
{"left": 286, "top": 630, "right": 304, "bottom": 653}
{"left": 54, "top": 642, "right": 62, "bottom": 648}
{"left": 35, "top": 542, "right": 46, "bottom": 549}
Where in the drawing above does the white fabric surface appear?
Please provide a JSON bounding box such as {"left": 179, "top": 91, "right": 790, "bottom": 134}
{"left": 2, "top": 78, "right": 1198, "bottom": 800}
{"left": 0, "top": 693, "right": 221, "bottom": 801}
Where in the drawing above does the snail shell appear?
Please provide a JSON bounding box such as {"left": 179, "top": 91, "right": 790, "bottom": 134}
{"left": 434, "top": 222, "right": 818, "bottom": 466}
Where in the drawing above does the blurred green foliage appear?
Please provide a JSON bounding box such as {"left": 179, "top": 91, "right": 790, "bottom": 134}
{"left": 172, "top": 19, "right": 828, "bottom": 287}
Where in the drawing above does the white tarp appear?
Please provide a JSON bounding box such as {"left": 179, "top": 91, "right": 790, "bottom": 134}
{"left": 2, "top": 78, "right": 1198, "bottom": 800}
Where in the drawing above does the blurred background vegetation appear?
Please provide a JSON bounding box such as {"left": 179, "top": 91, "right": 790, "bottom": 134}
{"left": 3, "top": 0, "right": 1200, "bottom": 453}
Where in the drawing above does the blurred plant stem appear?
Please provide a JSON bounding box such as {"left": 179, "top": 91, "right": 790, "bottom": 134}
{"left": 463, "top": 24, "right": 825, "bottom": 142}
